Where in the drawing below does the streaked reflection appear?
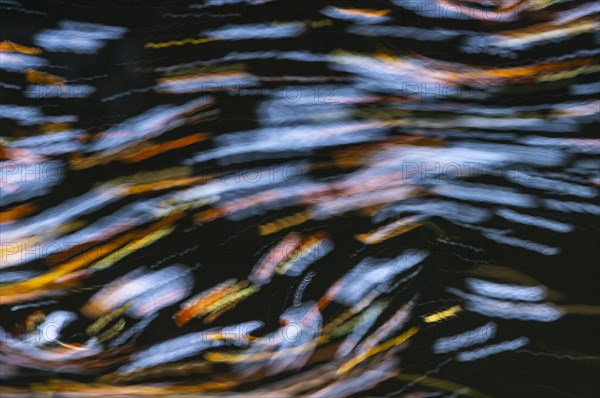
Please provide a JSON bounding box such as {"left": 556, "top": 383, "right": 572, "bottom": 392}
{"left": 1, "top": 0, "right": 598, "bottom": 396}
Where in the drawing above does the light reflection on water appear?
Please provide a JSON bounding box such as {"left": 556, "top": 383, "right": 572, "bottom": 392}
{"left": 1, "top": 0, "right": 599, "bottom": 396}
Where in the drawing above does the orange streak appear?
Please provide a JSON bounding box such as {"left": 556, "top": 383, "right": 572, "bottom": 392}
{"left": 122, "top": 133, "right": 210, "bottom": 163}
{"left": 25, "top": 69, "right": 66, "bottom": 85}
{"left": 0, "top": 203, "right": 36, "bottom": 223}
{"left": 0, "top": 41, "right": 42, "bottom": 55}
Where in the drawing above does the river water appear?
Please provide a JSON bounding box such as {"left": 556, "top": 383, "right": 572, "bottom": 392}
{"left": 1, "top": 1, "right": 599, "bottom": 396}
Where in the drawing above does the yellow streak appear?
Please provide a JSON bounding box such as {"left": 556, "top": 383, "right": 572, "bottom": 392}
{"left": 145, "top": 36, "right": 221, "bottom": 49}
{"left": 86, "top": 304, "right": 131, "bottom": 335}
{"left": 97, "top": 318, "right": 126, "bottom": 343}
{"left": 337, "top": 326, "right": 420, "bottom": 375}
{"left": 205, "top": 337, "right": 318, "bottom": 364}
{"left": 91, "top": 226, "right": 174, "bottom": 269}
{"left": 423, "top": 305, "right": 462, "bottom": 323}
{"left": 258, "top": 211, "right": 312, "bottom": 235}
{"left": 538, "top": 64, "right": 600, "bottom": 82}
{"left": 203, "top": 284, "right": 260, "bottom": 318}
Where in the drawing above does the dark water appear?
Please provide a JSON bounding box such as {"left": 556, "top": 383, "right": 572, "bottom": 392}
{"left": 1, "top": 1, "right": 599, "bottom": 397}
